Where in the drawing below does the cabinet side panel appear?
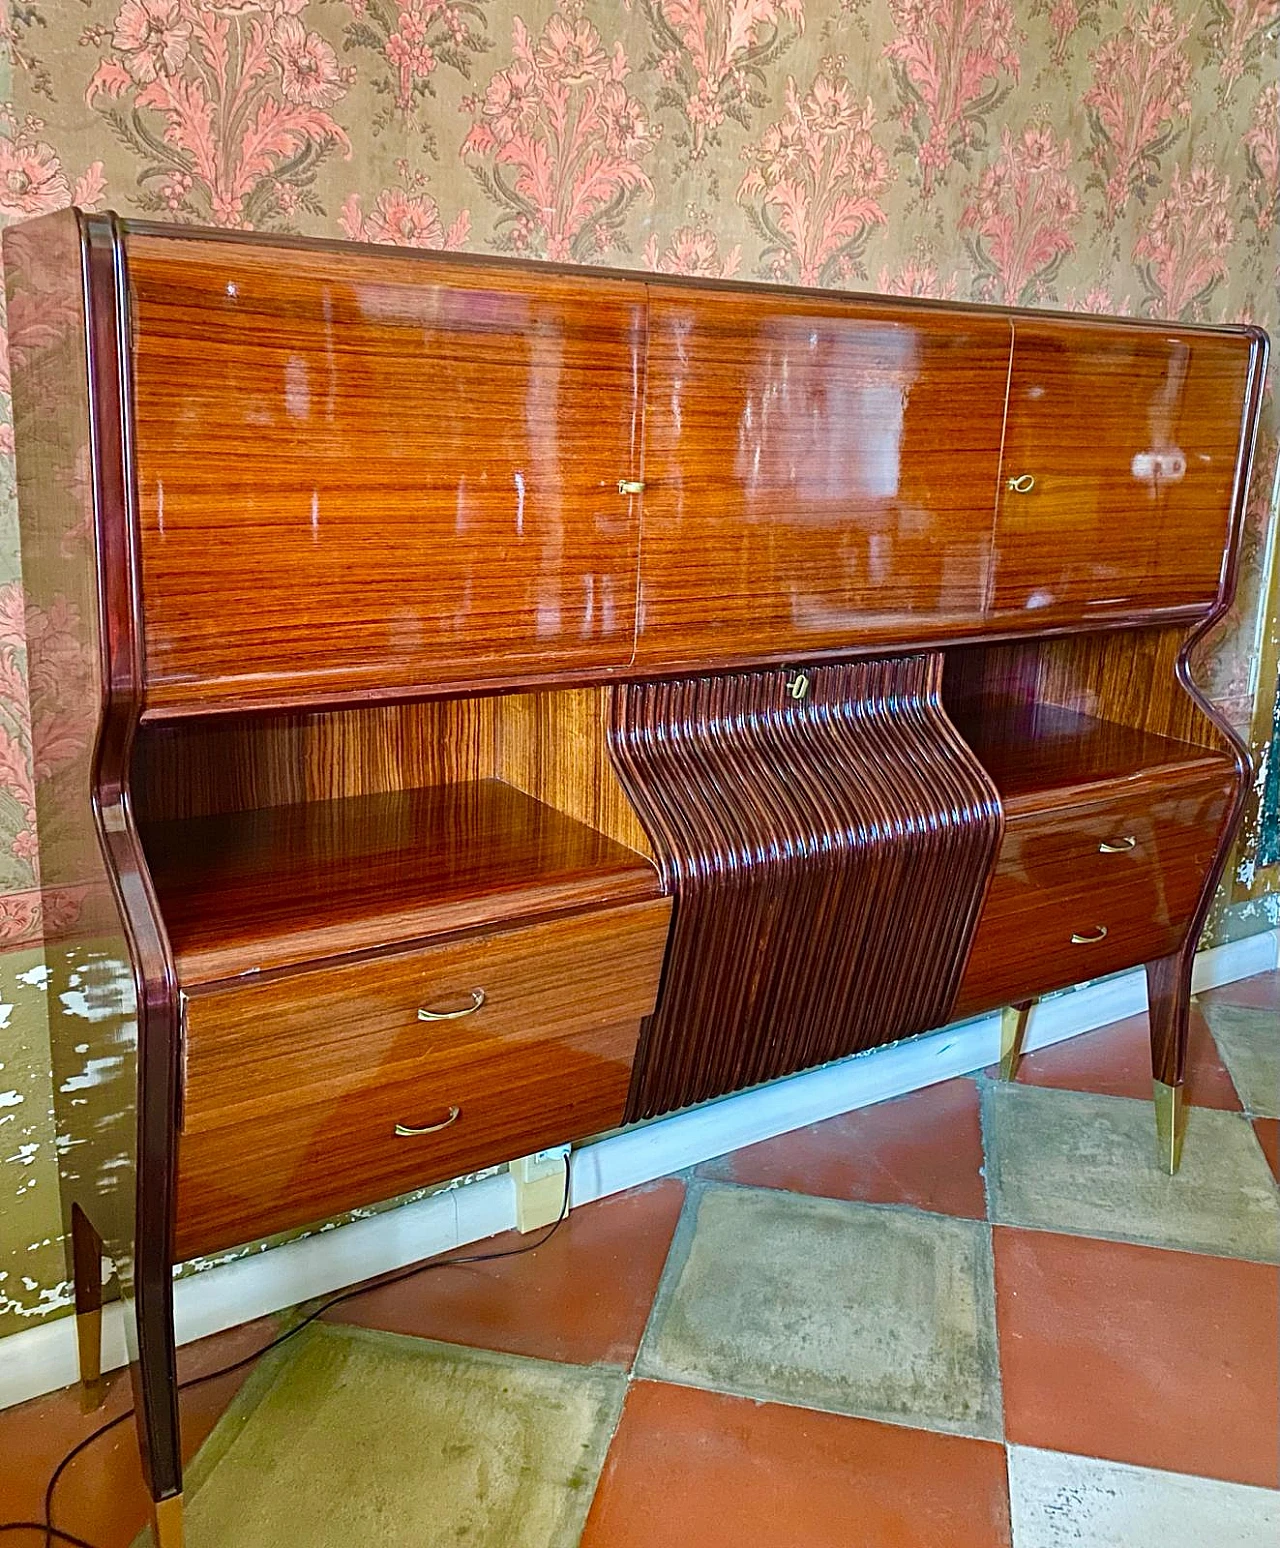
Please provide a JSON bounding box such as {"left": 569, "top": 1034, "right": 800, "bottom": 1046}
{"left": 496, "top": 688, "right": 653, "bottom": 857}
{"left": 126, "top": 235, "right": 647, "bottom": 712}
{"left": 3, "top": 211, "right": 140, "bottom": 1299}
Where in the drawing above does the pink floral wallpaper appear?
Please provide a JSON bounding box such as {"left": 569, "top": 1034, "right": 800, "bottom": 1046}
{"left": 0, "top": 0, "right": 1276, "bottom": 1331}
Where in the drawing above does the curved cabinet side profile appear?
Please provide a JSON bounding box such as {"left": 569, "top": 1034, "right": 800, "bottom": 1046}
{"left": 3, "top": 209, "right": 185, "bottom": 1523}
{"left": 608, "top": 656, "right": 1004, "bottom": 1120}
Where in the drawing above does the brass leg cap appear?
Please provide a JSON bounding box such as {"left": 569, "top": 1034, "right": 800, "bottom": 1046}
{"left": 151, "top": 1493, "right": 184, "bottom": 1548}
{"left": 1153, "top": 1080, "right": 1187, "bottom": 1175}
{"left": 999, "top": 1002, "right": 1034, "bottom": 1082}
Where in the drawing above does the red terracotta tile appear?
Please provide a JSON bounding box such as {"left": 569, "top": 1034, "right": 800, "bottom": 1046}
{"left": 698, "top": 1077, "right": 987, "bottom": 1218}
{"left": 1011, "top": 1006, "right": 1241, "bottom": 1110}
{"left": 326, "top": 1178, "right": 685, "bottom": 1366}
{"left": 0, "top": 1314, "right": 278, "bottom": 1548}
{"left": 580, "top": 1380, "right": 1011, "bottom": 1548}
{"left": 995, "top": 1226, "right": 1280, "bottom": 1487}
{"left": 1198, "top": 969, "right": 1280, "bottom": 1012}
{"left": 1254, "top": 1118, "right": 1280, "bottom": 1185}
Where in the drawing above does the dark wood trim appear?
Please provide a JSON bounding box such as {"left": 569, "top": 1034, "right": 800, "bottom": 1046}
{"left": 81, "top": 212, "right": 184, "bottom": 1505}
{"left": 608, "top": 657, "right": 1004, "bottom": 1119}
{"left": 1150, "top": 325, "right": 1269, "bottom": 1086}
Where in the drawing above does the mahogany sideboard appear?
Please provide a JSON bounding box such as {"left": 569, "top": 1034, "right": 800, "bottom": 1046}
{"left": 5, "top": 208, "right": 1266, "bottom": 1544}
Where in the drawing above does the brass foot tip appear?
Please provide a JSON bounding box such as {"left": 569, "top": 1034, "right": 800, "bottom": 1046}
{"left": 1153, "top": 1080, "right": 1186, "bottom": 1175}
{"left": 151, "top": 1493, "right": 184, "bottom": 1548}
{"left": 999, "top": 1002, "right": 1034, "bottom": 1082}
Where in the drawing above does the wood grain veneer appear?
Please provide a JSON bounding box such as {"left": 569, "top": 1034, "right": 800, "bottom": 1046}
{"left": 608, "top": 656, "right": 1003, "bottom": 1120}
{"left": 125, "top": 234, "right": 647, "bottom": 711}
{"left": 954, "top": 773, "right": 1236, "bottom": 1019}
{"left": 990, "top": 318, "right": 1252, "bottom": 624}
{"left": 633, "top": 287, "right": 1012, "bottom": 669}
{"left": 496, "top": 688, "right": 653, "bottom": 857}
{"left": 951, "top": 701, "right": 1235, "bottom": 816}
{"left": 142, "top": 778, "right": 662, "bottom": 986}
{"left": 133, "top": 698, "right": 500, "bottom": 823}
{"left": 175, "top": 899, "right": 670, "bottom": 1257}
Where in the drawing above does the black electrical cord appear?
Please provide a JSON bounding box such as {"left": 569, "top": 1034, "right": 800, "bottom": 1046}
{"left": 0, "top": 1166, "right": 574, "bottom": 1548}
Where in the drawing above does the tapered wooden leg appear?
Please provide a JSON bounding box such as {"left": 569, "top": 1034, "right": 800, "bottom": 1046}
{"left": 150, "top": 1493, "right": 184, "bottom": 1547}
{"left": 70, "top": 1203, "right": 106, "bottom": 1412}
{"left": 1146, "top": 953, "right": 1192, "bottom": 1174}
{"left": 998, "top": 1000, "right": 1035, "bottom": 1081}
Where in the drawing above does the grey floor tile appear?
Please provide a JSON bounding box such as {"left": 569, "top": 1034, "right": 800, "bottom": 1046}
{"left": 137, "top": 1322, "right": 625, "bottom": 1548}
{"left": 1200, "top": 1002, "right": 1280, "bottom": 1118}
{"left": 1008, "top": 1446, "right": 1280, "bottom": 1546}
{"left": 984, "top": 1082, "right": 1280, "bottom": 1262}
{"left": 636, "top": 1182, "right": 1002, "bottom": 1438}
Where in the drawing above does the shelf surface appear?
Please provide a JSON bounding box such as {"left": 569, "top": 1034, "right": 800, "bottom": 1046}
{"left": 142, "top": 778, "right": 662, "bottom": 987}
{"left": 952, "top": 702, "right": 1236, "bottom": 815}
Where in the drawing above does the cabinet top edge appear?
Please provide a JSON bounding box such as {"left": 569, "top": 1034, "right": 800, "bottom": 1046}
{"left": 39, "top": 208, "right": 1259, "bottom": 346}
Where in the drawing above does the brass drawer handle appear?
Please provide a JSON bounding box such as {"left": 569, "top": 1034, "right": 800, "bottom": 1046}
{"left": 1007, "top": 473, "right": 1036, "bottom": 493}
{"left": 1099, "top": 835, "right": 1136, "bottom": 853}
{"left": 395, "top": 1106, "right": 461, "bottom": 1137}
{"left": 1071, "top": 925, "right": 1109, "bottom": 944}
{"left": 418, "top": 989, "right": 485, "bottom": 1022}
{"left": 618, "top": 478, "right": 645, "bottom": 496}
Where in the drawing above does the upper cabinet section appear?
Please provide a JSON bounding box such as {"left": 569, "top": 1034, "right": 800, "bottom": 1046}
{"left": 126, "top": 234, "right": 647, "bottom": 713}
{"left": 989, "top": 319, "right": 1255, "bottom": 625}
{"left": 633, "top": 287, "right": 1012, "bottom": 669}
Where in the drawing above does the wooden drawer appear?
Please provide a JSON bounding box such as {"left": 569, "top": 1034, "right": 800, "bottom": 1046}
{"left": 175, "top": 899, "right": 671, "bottom": 1258}
{"left": 953, "top": 776, "right": 1233, "bottom": 1019}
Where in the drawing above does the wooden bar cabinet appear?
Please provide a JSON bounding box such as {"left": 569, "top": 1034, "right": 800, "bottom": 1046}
{"left": 4, "top": 208, "right": 1266, "bottom": 1543}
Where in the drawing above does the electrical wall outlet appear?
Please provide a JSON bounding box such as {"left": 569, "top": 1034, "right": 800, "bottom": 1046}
{"left": 509, "top": 1145, "right": 570, "bottom": 1232}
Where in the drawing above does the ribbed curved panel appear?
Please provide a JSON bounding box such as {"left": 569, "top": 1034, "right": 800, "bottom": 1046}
{"left": 608, "top": 656, "right": 1004, "bottom": 1121}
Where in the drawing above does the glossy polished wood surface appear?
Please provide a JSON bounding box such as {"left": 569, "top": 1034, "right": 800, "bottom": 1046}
{"left": 610, "top": 656, "right": 1002, "bottom": 1119}
{"left": 126, "top": 234, "right": 646, "bottom": 712}
{"left": 634, "top": 288, "right": 1012, "bottom": 668}
{"left": 953, "top": 773, "right": 1235, "bottom": 1018}
{"left": 175, "top": 899, "right": 670, "bottom": 1257}
{"left": 133, "top": 698, "right": 500, "bottom": 823}
{"left": 990, "top": 318, "right": 1256, "bottom": 622}
{"left": 143, "top": 778, "right": 662, "bottom": 985}
{"left": 953, "top": 702, "right": 1234, "bottom": 816}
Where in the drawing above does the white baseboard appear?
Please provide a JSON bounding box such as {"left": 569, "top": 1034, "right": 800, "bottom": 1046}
{"left": 2, "top": 925, "right": 1275, "bottom": 1412}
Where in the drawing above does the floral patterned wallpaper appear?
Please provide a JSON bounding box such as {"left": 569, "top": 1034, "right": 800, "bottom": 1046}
{"left": 0, "top": 0, "right": 1276, "bottom": 1337}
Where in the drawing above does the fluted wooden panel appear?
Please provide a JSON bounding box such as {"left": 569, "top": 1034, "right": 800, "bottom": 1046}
{"left": 608, "top": 656, "right": 1003, "bottom": 1120}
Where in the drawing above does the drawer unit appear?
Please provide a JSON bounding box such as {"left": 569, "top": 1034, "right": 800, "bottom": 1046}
{"left": 174, "top": 898, "right": 671, "bottom": 1258}
{"left": 953, "top": 776, "right": 1234, "bottom": 1020}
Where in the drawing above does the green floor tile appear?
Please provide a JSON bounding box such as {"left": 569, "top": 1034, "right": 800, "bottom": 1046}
{"left": 636, "top": 1183, "right": 1002, "bottom": 1439}
{"left": 137, "top": 1323, "right": 625, "bottom": 1547}
{"left": 985, "top": 1082, "right": 1280, "bottom": 1261}
{"left": 1200, "top": 1002, "right": 1280, "bottom": 1118}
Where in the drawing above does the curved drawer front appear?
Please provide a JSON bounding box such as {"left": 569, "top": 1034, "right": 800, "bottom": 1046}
{"left": 175, "top": 899, "right": 671, "bottom": 1258}
{"left": 953, "top": 776, "right": 1234, "bottom": 1019}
